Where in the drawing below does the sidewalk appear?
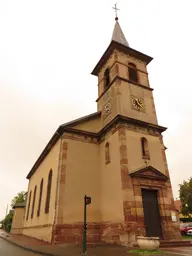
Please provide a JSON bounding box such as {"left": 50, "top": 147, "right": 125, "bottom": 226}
{"left": 0, "top": 230, "right": 190, "bottom": 256}
{"left": 0, "top": 230, "right": 132, "bottom": 256}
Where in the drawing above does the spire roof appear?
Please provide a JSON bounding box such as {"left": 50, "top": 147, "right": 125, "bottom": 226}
{"left": 91, "top": 17, "right": 153, "bottom": 76}
{"left": 111, "top": 20, "right": 129, "bottom": 47}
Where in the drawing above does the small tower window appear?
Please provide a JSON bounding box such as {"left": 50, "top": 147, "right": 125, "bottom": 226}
{"left": 31, "top": 186, "right": 37, "bottom": 219}
{"left": 45, "top": 169, "right": 53, "bottom": 214}
{"left": 105, "top": 142, "right": 111, "bottom": 164}
{"left": 128, "top": 63, "right": 138, "bottom": 83}
{"left": 141, "top": 137, "right": 150, "bottom": 160}
{"left": 26, "top": 191, "right": 32, "bottom": 221}
{"left": 104, "top": 68, "right": 110, "bottom": 89}
{"left": 37, "top": 179, "right": 43, "bottom": 217}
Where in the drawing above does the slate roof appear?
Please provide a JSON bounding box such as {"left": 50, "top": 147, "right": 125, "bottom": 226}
{"left": 111, "top": 20, "right": 129, "bottom": 47}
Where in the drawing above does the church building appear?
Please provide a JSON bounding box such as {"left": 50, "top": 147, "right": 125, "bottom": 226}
{"left": 11, "top": 15, "right": 181, "bottom": 245}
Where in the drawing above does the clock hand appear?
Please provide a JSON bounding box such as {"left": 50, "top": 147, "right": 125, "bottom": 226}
{"left": 136, "top": 99, "right": 140, "bottom": 107}
{"left": 138, "top": 101, "right": 142, "bottom": 107}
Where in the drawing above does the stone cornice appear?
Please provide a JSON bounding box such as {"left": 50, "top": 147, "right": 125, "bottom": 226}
{"left": 96, "top": 76, "right": 153, "bottom": 102}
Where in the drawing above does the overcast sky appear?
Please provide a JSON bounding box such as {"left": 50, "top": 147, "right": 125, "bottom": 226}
{"left": 0, "top": 0, "right": 191, "bottom": 220}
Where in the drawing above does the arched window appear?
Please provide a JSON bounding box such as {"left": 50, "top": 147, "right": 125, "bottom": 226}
{"left": 128, "top": 63, "right": 138, "bottom": 83}
{"left": 141, "top": 137, "right": 150, "bottom": 159}
{"left": 37, "top": 179, "right": 43, "bottom": 217}
{"left": 26, "top": 191, "right": 31, "bottom": 220}
{"left": 104, "top": 68, "right": 110, "bottom": 89}
{"left": 45, "top": 169, "right": 53, "bottom": 214}
{"left": 31, "top": 186, "right": 37, "bottom": 219}
{"left": 105, "top": 142, "right": 110, "bottom": 164}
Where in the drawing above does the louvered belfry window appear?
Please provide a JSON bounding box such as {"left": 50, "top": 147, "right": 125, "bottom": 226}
{"left": 104, "top": 68, "right": 110, "bottom": 89}
{"left": 128, "top": 63, "right": 138, "bottom": 83}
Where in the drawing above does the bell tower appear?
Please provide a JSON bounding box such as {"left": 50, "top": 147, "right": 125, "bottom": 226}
{"left": 91, "top": 17, "right": 158, "bottom": 128}
{"left": 91, "top": 7, "right": 181, "bottom": 244}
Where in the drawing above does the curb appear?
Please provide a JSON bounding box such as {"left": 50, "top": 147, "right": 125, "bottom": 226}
{"left": 0, "top": 235, "right": 58, "bottom": 256}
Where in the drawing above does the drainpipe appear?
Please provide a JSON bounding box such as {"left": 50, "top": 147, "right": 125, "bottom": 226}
{"left": 52, "top": 131, "right": 63, "bottom": 243}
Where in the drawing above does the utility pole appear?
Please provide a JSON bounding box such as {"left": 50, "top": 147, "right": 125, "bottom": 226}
{"left": 5, "top": 204, "right": 8, "bottom": 216}
{"left": 2, "top": 204, "right": 8, "bottom": 228}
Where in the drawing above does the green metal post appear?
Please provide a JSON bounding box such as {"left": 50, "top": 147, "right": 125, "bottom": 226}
{"left": 82, "top": 194, "right": 87, "bottom": 255}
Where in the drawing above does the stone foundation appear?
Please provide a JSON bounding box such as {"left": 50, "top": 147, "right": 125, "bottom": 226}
{"left": 52, "top": 223, "right": 101, "bottom": 244}
{"left": 52, "top": 222, "right": 129, "bottom": 245}
{"left": 50, "top": 217, "right": 181, "bottom": 245}
{"left": 52, "top": 221, "right": 145, "bottom": 246}
{"left": 101, "top": 222, "right": 138, "bottom": 246}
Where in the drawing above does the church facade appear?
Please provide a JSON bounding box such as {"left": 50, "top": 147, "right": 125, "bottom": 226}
{"left": 13, "top": 18, "right": 181, "bottom": 245}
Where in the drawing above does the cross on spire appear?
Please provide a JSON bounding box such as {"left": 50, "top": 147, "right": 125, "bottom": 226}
{"left": 112, "top": 3, "right": 120, "bottom": 21}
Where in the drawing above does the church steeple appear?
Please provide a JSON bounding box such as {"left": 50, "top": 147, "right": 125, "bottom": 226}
{"left": 91, "top": 10, "right": 156, "bottom": 126}
{"left": 91, "top": 16, "right": 152, "bottom": 77}
{"left": 111, "top": 20, "right": 129, "bottom": 47}
{"left": 111, "top": 4, "right": 129, "bottom": 47}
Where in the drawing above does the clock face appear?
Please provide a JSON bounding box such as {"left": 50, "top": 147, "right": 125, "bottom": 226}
{"left": 132, "top": 98, "right": 144, "bottom": 110}
{"left": 103, "top": 102, "right": 111, "bottom": 114}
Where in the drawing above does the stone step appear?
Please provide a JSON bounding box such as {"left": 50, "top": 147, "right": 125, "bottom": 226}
{"left": 134, "top": 240, "right": 192, "bottom": 248}
{"left": 160, "top": 240, "right": 191, "bottom": 244}
{"left": 160, "top": 240, "right": 192, "bottom": 248}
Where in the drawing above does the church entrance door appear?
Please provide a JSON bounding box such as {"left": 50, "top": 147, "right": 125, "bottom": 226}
{"left": 141, "top": 189, "right": 162, "bottom": 238}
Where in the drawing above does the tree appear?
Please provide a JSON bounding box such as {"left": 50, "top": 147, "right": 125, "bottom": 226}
{"left": 2, "top": 210, "right": 13, "bottom": 232}
{"left": 179, "top": 177, "right": 192, "bottom": 216}
{"left": 11, "top": 191, "right": 27, "bottom": 209}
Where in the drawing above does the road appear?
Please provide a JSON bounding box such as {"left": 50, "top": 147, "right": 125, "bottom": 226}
{"left": 0, "top": 238, "right": 41, "bottom": 255}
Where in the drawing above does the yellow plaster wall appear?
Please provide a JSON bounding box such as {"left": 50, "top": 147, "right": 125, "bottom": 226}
{"left": 120, "top": 81, "right": 158, "bottom": 125}
{"left": 117, "top": 51, "right": 147, "bottom": 70}
{"left": 126, "top": 130, "right": 165, "bottom": 174}
{"left": 100, "top": 131, "right": 124, "bottom": 222}
{"left": 98, "top": 51, "right": 116, "bottom": 84}
{"left": 23, "top": 226, "right": 53, "bottom": 242}
{"left": 97, "top": 50, "right": 150, "bottom": 98}
{"left": 96, "top": 49, "right": 156, "bottom": 127}
{"left": 62, "top": 139, "right": 101, "bottom": 223}
{"left": 117, "top": 51, "right": 149, "bottom": 87}
{"left": 97, "top": 79, "right": 158, "bottom": 129}
{"left": 11, "top": 208, "right": 25, "bottom": 234}
{"left": 22, "top": 139, "right": 61, "bottom": 242}
{"left": 97, "top": 51, "right": 118, "bottom": 99}
{"left": 73, "top": 116, "right": 101, "bottom": 133}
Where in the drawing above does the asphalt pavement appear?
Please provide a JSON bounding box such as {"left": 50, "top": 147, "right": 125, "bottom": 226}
{"left": 0, "top": 237, "right": 41, "bottom": 255}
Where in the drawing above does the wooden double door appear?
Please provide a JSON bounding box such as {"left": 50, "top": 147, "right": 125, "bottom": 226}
{"left": 141, "top": 189, "right": 163, "bottom": 238}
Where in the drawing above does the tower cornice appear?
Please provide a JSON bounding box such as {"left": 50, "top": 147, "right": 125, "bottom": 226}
{"left": 91, "top": 41, "right": 153, "bottom": 76}
{"left": 96, "top": 75, "right": 154, "bottom": 103}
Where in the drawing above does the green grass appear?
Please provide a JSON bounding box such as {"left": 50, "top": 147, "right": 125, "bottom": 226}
{"left": 182, "top": 235, "right": 192, "bottom": 240}
{"left": 129, "top": 249, "right": 164, "bottom": 255}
